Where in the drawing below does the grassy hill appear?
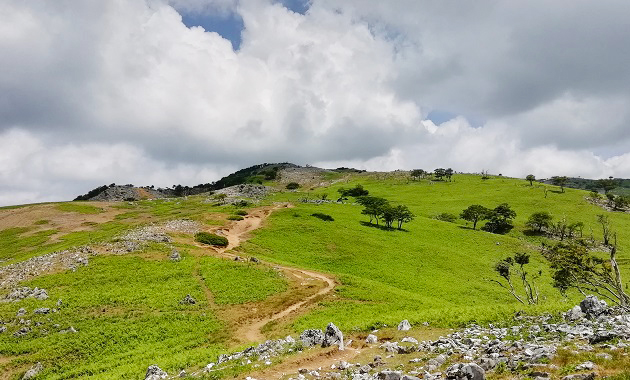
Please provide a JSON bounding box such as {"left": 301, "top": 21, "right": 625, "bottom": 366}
{"left": 241, "top": 173, "right": 630, "bottom": 331}
{"left": 1, "top": 170, "right": 629, "bottom": 378}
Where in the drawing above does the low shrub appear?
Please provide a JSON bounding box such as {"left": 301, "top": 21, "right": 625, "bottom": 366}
{"left": 434, "top": 213, "right": 457, "bottom": 223}
{"left": 234, "top": 210, "right": 248, "bottom": 216}
{"left": 227, "top": 215, "right": 244, "bottom": 221}
{"left": 311, "top": 213, "right": 334, "bottom": 222}
{"left": 195, "top": 232, "right": 228, "bottom": 247}
{"left": 286, "top": 182, "right": 300, "bottom": 190}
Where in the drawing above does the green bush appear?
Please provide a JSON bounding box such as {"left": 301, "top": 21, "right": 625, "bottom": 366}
{"left": 194, "top": 232, "right": 228, "bottom": 247}
{"left": 227, "top": 215, "right": 244, "bottom": 221}
{"left": 234, "top": 210, "right": 248, "bottom": 216}
{"left": 286, "top": 182, "right": 300, "bottom": 190}
{"left": 311, "top": 213, "right": 334, "bottom": 222}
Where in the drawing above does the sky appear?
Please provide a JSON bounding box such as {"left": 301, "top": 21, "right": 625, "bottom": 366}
{"left": 1, "top": 0, "right": 630, "bottom": 205}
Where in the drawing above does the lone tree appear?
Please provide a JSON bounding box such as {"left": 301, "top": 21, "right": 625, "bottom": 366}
{"left": 338, "top": 184, "right": 369, "bottom": 197}
{"left": 460, "top": 205, "right": 490, "bottom": 230}
{"left": 526, "top": 174, "right": 536, "bottom": 186}
{"left": 551, "top": 176, "right": 568, "bottom": 193}
{"left": 482, "top": 203, "right": 516, "bottom": 234}
{"left": 597, "top": 214, "right": 612, "bottom": 246}
{"left": 526, "top": 211, "right": 553, "bottom": 233}
{"left": 596, "top": 178, "right": 618, "bottom": 194}
{"left": 542, "top": 239, "right": 630, "bottom": 309}
{"left": 491, "top": 252, "right": 540, "bottom": 305}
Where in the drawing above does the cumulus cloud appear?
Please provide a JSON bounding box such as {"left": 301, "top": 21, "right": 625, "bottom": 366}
{"left": 1, "top": 0, "right": 630, "bottom": 205}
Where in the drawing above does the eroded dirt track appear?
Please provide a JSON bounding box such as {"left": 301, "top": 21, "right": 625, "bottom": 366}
{"left": 203, "top": 204, "right": 337, "bottom": 344}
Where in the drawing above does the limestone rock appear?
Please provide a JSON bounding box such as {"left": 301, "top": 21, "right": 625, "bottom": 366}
{"left": 398, "top": 320, "right": 411, "bottom": 331}
{"left": 300, "top": 329, "right": 324, "bottom": 347}
{"left": 322, "top": 323, "right": 344, "bottom": 350}
{"left": 145, "top": 365, "right": 168, "bottom": 380}
{"left": 22, "top": 362, "right": 43, "bottom": 379}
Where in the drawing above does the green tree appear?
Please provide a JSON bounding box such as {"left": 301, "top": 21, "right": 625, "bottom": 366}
{"left": 410, "top": 169, "right": 425, "bottom": 180}
{"left": 393, "top": 205, "right": 415, "bottom": 230}
{"left": 445, "top": 168, "right": 454, "bottom": 181}
{"left": 551, "top": 176, "right": 568, "bottom": 192}
{"left": 526, "top": 174, "right": 536, "bottom": 186}
{"left": 433, "top": 168, "right": 446, "bottom": 181}
{"left": 460, "top": 205, "right": 491, "bottom": 230}
{"left": 491, "top": 253, "right": 540, "bottom": 305}
{"left": 542, "top": 240, "right": 630, "bottom": 308}
{"left": 482, "top": 203, "right": 516, "bottom": 234}
{"left": 596, "top": 178, "right": 618, "bottom": 194}
{"left": 357, "top": 196, "right": 389, "bottom": 225}
{"left": 597, "top": 214, "right": 612, "bottom": 246}
{"left": 526, "top": 211, "right": 553, "bottom": 233}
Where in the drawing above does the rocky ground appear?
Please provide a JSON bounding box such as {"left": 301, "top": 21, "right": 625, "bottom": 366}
{"left": 141, "top": 296, "right": 630, "bottom": 380}
{"left": 88, "top": 185, "right": 166, "bottom": 201}
{"left": 0, "top": 219, "right": 201, "bottom": 290}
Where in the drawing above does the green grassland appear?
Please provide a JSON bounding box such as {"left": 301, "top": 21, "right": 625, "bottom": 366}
{"left": 0, "top": 197, "right": 291, "bottom": 378}
{"left": 2, "top": 172, "right": 630, "bottom": 378}
{"left": 241, "top": 174, "right": 630, "bottom": 330}
{"left": 199, "top": 257, "right": 287, "bottom": 305}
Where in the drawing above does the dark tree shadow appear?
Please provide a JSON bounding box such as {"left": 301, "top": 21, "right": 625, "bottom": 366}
{"left": 523, "top": 229, "right": 546, "bottom": 237}
{"left": 549, "top": 190, "right": 564, "bottom": 194}
{"left": 360, "top": 221, "right": 409, "bottom": 232}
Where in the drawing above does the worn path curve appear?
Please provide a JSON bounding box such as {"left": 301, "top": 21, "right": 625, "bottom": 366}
{"left": 201, "top": 204, "right": 337, "bottom": 343}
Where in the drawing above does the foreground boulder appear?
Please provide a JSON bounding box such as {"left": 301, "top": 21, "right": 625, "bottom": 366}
{"left": 145, "top": 365, "right": 168, "bottom": 380}
{"left": 300, "top": 329, "right": 324, "bottom": 347}
{"left": 580, "top": 295, "right": 607, "bottom": 318}
{"left": 446, "top": 363, "right": 485, "bottom": 380}
{"left": 322, "top": 322, "right": 344, "bottom": 350}
{"left": 398, "top": 320, "right": 411, "bottom": 331}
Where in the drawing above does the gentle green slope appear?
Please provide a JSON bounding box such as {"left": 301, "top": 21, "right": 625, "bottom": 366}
{"left": 243, "top": 174, "right": 630, "bottom": 329}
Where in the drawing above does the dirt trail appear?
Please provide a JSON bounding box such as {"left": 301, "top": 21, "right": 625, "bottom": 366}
{"left": 203, "top": 204, "right": 337, "bottom": 344}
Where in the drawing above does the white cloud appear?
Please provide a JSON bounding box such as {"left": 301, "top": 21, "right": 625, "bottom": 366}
{"left": 1, "top": 0, "right": 630, "bottom": 205}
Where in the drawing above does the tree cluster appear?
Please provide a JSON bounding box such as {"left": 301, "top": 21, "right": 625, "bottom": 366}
{"left": 460, "top": 203, "right": 516, "bottom": 234}
{"left": 525, "top": 212, "right": 584, "bottom": 240}
{"left": 410, "top": 168, "right": 454, "bottom": 181}
{"left": 357, "top": 196, "right": 415, "bottom": 230}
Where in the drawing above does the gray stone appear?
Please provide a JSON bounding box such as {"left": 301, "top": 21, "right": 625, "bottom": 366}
{"left": 322, "top": 322, "right": 344, "bottom": 350}
{"left": 402, "top": 337, "right": 418, "bottom": 344}
{"left": 562, "top": 374, "right": 595, "bottom": 380}
{"left": 580, "top": 296, "right": 607, "bottom": 318}
{"left": 145, "top": 365, "right": 168, "bottom": 380}
{"left": 398, "top": 320, "right": 411, "bottom": 331}
{"left": 575, "top": 361, "right": 595, "bottom": 371}
{"left": 34, "top": 308, "right": 50, "bottom": 314}
{"left": 589, "top": 331, "right": 617, "bottom": 344}
{"left": 300, "top": 329, "right": 324, "bottom": 347}
{"left": 169, "top": 249, "right": 181, "bottom": 261}
{"left": 0, "top": 326, "right": 6, "bottom": 333}
{"left": 17, "top": 308, "right": 26, "bottom": 316}
{"left": 402, "top": 376, "right": 421, "bottom": 380}
{"left": 377, "top": 371, "right": 402, "bottom": 380}
{"left": 366, "top": 334, "right": 378, "bottom": 344}
{"left": 179, "top": 294, "right": 196, "bottom": 305}
{"left": 446, "top": 363, "right": 485, "bottom": 380}
{"left": 14, "top": 327, "right": 30, "bottom": 337}
{"left": 250, "top": 257, "right": 260, "bottom": 263}
{"left": 22, "top": 362, "right": 43, "bottom": 379}
{"left": 565, "top": 306, "right": 585, "bottom": 321}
